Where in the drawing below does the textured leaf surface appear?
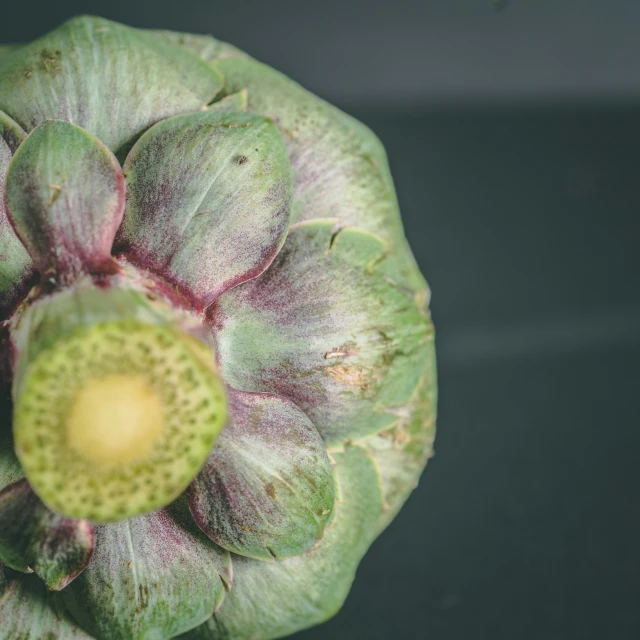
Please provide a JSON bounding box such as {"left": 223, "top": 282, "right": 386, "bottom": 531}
{"left": 149, "top": 31, "right": 250, "bottom": 63}
{"left": 358, "top": 340, "right": 437, "bottom": 532}
{"left": 211, "top": 221, "right": 430, "bottom": 446}
{"left": 212, "top": 56, "right": 426, "bottom": 294}
{"left": 181, "top": 445, "right": 383, "bottom": 640}
{"left": 4, "top": 120, "right": 124, "bottom": 282}
{"left": 0, "top": 17, "right": 223, "bottom": 154}
{"left": 0, "top": 479, "right": 94, "bottom": 590}
{"left": 0, "top": 44, "right": 21, "bottom": 57}
{"left": 206, "top": 91, "right": 248, "bottom": 114}
{"left": 0, "top": 565, "right": 91, "bottom": 639}
{"left": 0, "top": 110, "right": 34, "bottom": 319}
{"left": 189, "top": 389, "right": 335, "bottom": 560}
{"left": 0, "top": 422, "right": 22, "bottom": 492}
{"left": 118, "top": 111, "right": 292, "bottom": 308}
{"left": 64, "top": 497, "right": 231, "bottom": 640}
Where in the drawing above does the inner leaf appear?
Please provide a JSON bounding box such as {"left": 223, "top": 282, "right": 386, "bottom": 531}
{"left": 4, "top": 120, "right": 124, "bottom": 283}
{"left": 189, "top": 389, "right": 336, "bottom": 560}
{"left": 118, "top": 110, "right": 293, "bottom": 309}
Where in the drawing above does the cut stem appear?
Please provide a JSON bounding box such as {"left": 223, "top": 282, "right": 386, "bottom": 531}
{"left": 10, "top": 281, "right": 227, "bottom": 522}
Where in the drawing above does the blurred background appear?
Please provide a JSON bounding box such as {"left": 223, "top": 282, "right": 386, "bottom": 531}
{"left": 3, "top": 1, "right": 639, "bottom": 638}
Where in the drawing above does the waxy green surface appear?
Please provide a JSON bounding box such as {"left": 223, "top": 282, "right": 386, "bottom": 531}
{"left": 0, "top": 479, "right": 94, "bottom": 590}
{"left": 0, "top": 17, "right": 223, "bottom": 155}
{"left": 0, "top": 110, "right": 33, "bottom": 318}
{"left": 0, "top": 419, "right": 22, "bottom": 492}
{"left": 0, "top": 567, "right": 93, "bottom": 640}
{"left": 182, "top": 445, "right": 384, "bottom": 640}
{"left": 189, "top": 389, "right": 336, "bottom": 560}
{"left": 119, "top": 110, "right": 292, "bottom": 308}
{"left": 212, "top": 221, "right": 431, "bottom": 447}
{"left": 0, "top": 17, "right": 436, "bottom": 640}
{"left": 211, "top": 57, "right": 428, "bottom": 296}
{"left": 5, "top": 120, "right": 124, "bottom": 282}
{"left": 64, "top": 498, "right": 231, "bottom": 640}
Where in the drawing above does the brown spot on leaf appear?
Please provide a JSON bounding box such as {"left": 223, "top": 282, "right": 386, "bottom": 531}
{"left": 265, "top": 483, "right": 276, "bottom": 499}
{"left": 47, "top": 184, "right": 62, "bottom": 207}
{"left": 324, "top": 343, "right": 358, "bottom": 359}
{"left": 392, "top": 427, "right": 412, "bottom": 448}
{"left": 326, "top": 365, "right": 372, "bottom": 392}
{"left": 236, "top": 155, "right": 248, "bottom": 166}
{"left": 137, "top": 583, "right": 150, "bottom": 610}
{"left": 39, "top": 49, "right": 62, "bottom": 76}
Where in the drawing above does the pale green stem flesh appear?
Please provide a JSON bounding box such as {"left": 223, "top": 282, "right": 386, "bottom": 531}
{"left": 9, "top": 282, "right": 227, "bottom": 522}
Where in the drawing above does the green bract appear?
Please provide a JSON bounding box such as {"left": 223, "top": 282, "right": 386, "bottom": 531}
{"left": 0, "top": 16, "right": 436, "bottom": 640}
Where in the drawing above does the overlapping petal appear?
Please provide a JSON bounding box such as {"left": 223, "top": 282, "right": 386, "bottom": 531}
{"left": 0, "top": 413, "right": 22, "bottom": 492}
{"left": 0, "top": 17, "right": 223, "bottom": 156}
{"left": 0, "top": 20, "right": 436, "bottom": 640}
{"left": 0, "top": 110, "right": 35, "bottom": 319}
{"left": 0, "top": 479, "right": 94, "bottom": 590}
{"left": 149, "top": 31, "right": 250, "bottom": 64}
{"left": 211, "top": 221, "right": 431, "bottom": 447}
{"left": 189, "top": 389, "right": 335, "bottom": 560}
{"left": 64, "top": 497, "right": 231, "bottom": 640}
{"left": 0, "top": 565, "right": 91, "bottom": 639}
{"left": 181, "top": 444, "right": 383, "bottom": 640}
{"left": 360, "top": 342, "right": 437, "bottom": 532}
{"left": 206, "top": 91, "right": 248, "bottom": 114}
{"left": 209, "top": 56, "right": 427, "bottom": 296}
{"left": 118, "top": 111, "right": 293, "bottom": 309}
{"left": 5, "top": 120, "right": 125, "bottom": 282}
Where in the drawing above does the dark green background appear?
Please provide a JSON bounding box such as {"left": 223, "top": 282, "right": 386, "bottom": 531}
{"left": 3, "top": 2, "right": 639, "bottom": 638}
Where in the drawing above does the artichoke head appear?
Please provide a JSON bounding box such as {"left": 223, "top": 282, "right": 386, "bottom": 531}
{"left": 0, "top": 16, "right": 436, "bottom": 640}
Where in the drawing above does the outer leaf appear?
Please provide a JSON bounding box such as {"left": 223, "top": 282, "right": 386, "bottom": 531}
{"left": 149, "top": 31, "right": 250, "bottom": 63}
{"left": 0, "top": 565, "right": 91, "bottom": 639}
{"left": 212, "top": 56, "right": 426, "bottom": 295}
{"left": 4, "top": 120, "right": 124, "bottom": 282}
{"left": 64, "top": 497, "right": 231, "bottom": 640}
{"left": 211, "top": 221, "right": 431, "bottom": 447}
{"left": 0, "top": 323, "right": 20, "bottom": 492}
{"left": 118, "top": 111, "right": 292, "bottom": 309}
{"left": 0, "top": 111, "right": 26, "bottom": 500}
{"left": 189, "top": 389, "right": 335, "bottom": 560}
{"left": 0, "top": 17, "right": 223, "bottom": 155}
{"left": 182, "top": 445, "right": 383, "bottom": 640}
{"left": 358, "top": 340, "right": 437, "bottom": 533}
{"left": 0, "top": 110, "right": 35, "bottom": 319}
{"left": 0, "top": 421, "right": 22, "bottom": 493}
{"left": 0, "top": 45, "right": 22, "bottom": 57}
{"left": 206, "top": 91, "right": 248, "bottom": 114}
{"left": 0, "top": 479, "right": 94, "bottom": 590}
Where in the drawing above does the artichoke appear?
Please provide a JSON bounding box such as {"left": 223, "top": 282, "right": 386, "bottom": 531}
{"left": 0, "top": 16, "right": 436, "bottom": 640}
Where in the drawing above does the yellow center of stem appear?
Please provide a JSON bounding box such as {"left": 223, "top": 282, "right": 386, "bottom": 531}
{"left": 65, "top": 374, "right": 164, "bottom": 469}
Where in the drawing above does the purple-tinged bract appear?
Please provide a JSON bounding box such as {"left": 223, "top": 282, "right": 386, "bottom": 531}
{"left": 0, "top": 16, "right": 436, "bottom": 640}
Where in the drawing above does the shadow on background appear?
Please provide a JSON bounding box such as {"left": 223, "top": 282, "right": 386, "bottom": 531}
{"left": 3, "top": 2, "right": 640, "bottom": 638}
